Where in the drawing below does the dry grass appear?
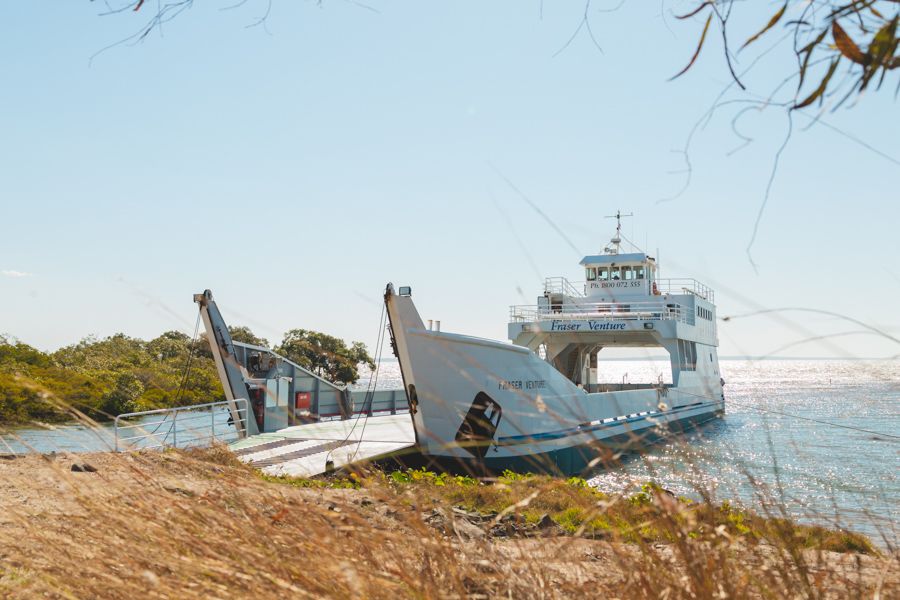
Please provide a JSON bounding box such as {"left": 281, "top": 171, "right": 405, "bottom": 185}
{"left": 0, "top": 446, "right": 896, "bottom": 599}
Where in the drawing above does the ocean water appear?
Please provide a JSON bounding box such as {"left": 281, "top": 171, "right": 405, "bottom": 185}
{"left": 3, "top": 359, "right": 897, "bottom": 542}
{"left": 586, "top": 359, "right": 899, "bottom": 544}
{"left": 365, "top": 358, "right": 900, "bottom": 542}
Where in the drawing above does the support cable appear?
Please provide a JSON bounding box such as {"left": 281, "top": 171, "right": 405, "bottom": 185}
{"left": 348, "top": 311, "right": 388, "bottom": 463}
{"left": 325, "top": 302, "right": 388, "bottom": 467}
{"left": 134, "top": 312, "right": 202, "bottom": 448}
{"left": 174, "top": 312, "right": 202, "bottom": 405}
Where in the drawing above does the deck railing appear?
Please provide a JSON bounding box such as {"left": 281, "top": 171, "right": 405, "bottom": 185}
{"left": 114, "top": 399, "right": 248, "bottom": 452}
{"left": 543, "top": 277, "right": 585, "bottom": 298}
{"left": 542, "top": 276, "right": 714, "bottom": 302}
{"left": 509, "top": 300, "right": 694, "bottom": 325}
{"left": 655, "top": 278, "right": 714, "bottom": 302}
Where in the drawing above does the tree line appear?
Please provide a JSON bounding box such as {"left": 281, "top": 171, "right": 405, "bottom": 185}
{"left": 0, "top": 328, "right": 373, "bottom": 425}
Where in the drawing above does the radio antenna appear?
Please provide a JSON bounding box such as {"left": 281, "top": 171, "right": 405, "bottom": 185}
{"left": 603, "top": 210, "right": 633, "bottom": 254}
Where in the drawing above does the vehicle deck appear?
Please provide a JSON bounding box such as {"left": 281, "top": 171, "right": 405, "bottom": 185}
{"left": 229, "top": 413, "right": 416, "bottom": 477}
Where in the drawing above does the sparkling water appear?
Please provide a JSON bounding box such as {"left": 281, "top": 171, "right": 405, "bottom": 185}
{"left": 359, "top": 358, "right": 899, "bottom": 542}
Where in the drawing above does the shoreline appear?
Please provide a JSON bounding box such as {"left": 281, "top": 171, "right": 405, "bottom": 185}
{"left": 0, "top": 433, "right": 895, "bottom": 548}
{"left": 1, "top": 448, "right": 896, "bottom": 598}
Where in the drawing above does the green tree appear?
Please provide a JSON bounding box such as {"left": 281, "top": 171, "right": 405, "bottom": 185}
{"left": 147, "top": 330, "right": 191, "bottom": 361}
{"left": 0, "top": 337, "right": 106, "bottom": 423}
{"left": 0, "top": 335, "right": 52, "bottom": 369}
{"left": 52, "top": 333, "right": 149, "bottom": 373}
{"left": 51, "top": 332, "right": 222, "bottom": 415}
{"left": 228, "top": 326, "right": 269, "bottom": 348}
{"left": 1, "top": 325, "right": 375, "bottom": 422}
{"left": 101, "top": 373, "right": 144, "bottom": 415}
{"left": 193, "top": 325, "right": 268, "bottom": 360}
{"left": 276, "top": 329, "right": 374, "bottom": 385}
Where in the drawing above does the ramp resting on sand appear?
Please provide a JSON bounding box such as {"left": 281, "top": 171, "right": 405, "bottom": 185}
{"left": 229, "top": 414, "right": 416, "bottom": 477}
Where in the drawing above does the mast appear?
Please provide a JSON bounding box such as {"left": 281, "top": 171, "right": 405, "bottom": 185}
{"left": 603, "top": 210, "right": 633, "bottom": 255}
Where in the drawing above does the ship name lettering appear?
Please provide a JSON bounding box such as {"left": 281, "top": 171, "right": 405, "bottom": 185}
{"left": 499, "top": 380, "right": 523, "bottom": 390}
{"left": 587, "top": 321, "right": 626, "bottom": 331}
{"left": 550, "top": 320, "right": 582, "bottom": 331}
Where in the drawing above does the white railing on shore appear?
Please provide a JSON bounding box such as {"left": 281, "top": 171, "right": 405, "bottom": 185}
{"left": 114, "top": 399, "right": 248, "bottom": 452}
{"left": 509, "top": 301, "right": 694, "bottom": 325}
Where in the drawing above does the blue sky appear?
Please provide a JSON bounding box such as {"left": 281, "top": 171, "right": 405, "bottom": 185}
{"left": 1, "top": 1, "right": 898, "bottom": 359}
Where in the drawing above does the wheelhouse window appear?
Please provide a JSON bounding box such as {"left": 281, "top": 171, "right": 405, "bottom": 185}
{"left": 610, "top": 267, "right": 621, "bottom": 281}
{"left": 635, "top": 266, "right": 645, "bottom": 280}
{"left": 624, "top": 267, "right": 636, "bottom": 281}
{"left": 586, "top": 267, "right": 597, "bottom": 281}
{"left": 598, "top": 268, "right": 610, "bottom": 281}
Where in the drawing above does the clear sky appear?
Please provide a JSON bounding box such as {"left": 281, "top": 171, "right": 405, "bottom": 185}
{"left": 1, "top": 1, "right": 898, "bottom": 359}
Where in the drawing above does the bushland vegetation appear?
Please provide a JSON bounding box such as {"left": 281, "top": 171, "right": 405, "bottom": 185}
{"left": 276, "top": 329, "right": 375, "bottom": 385}
{"left": 0, "top": 327, "right": 372, "bottom": 425}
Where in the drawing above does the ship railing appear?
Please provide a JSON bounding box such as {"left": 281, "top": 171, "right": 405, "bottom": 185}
{"left": 655, "top": 278, "right": 714, "bottom": 302}
{"left": 543, "top": 276, "right": 585, "bottom": 298}
{"left": 510, "top": 301, "right": 693, "bottom": 325}
{"left": 114, "top": 399, "right": 248, "bottom": 452}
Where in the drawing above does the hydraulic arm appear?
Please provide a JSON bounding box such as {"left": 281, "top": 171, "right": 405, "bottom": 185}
{"left": 193, "top": 290, "right": 259, "bottom": 438}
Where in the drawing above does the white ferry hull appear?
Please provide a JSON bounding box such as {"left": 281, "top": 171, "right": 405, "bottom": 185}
{"left": 386, "top": 288, "right": 724, "bottom": 476}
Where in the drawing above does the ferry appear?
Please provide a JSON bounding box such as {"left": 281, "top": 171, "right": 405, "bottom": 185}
{"left": 385, "top": 213, "right": 725, "bottom": 475}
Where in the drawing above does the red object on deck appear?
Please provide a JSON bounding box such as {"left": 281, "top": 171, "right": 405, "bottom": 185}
{"left": 295, "top": 392, "right": 311, "bottom": 411}
{"left": 250, "top": 388, "right": 265, "bottom": 431}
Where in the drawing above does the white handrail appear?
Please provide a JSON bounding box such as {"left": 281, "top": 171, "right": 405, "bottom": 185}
{"left": 543, "top": 277, "right": 585, "bottom": 298}
{"left": 542, "top": 275, "right": 715, "bottom": 302}
{"left": 655, "top": 278, "right": 714, "bottom": 302}
{"left": 509, "top": 300, "right": 694, "bottom": 325}
{"left": 114, "top": 399, "right": 248, "bottom": 452}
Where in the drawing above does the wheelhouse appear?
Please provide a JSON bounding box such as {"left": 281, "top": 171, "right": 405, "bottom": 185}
{"left": 581, "top": 252, "right": 658, "bottom": 301}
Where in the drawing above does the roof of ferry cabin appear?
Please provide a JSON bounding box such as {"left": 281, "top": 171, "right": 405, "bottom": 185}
{"left": 579, "top": 253, "right": 649, "bottom": 266}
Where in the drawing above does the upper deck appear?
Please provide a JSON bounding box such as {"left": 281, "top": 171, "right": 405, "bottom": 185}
{"left": 508, "top": 213, "right": 717, "bottom": 345}
{"left": 543, "top": 276, "right": 714, "bottom": 303}
{"left": 510, "top": 276, "right": 714, "bottom": 323}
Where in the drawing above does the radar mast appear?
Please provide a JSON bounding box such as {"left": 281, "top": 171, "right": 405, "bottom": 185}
{"left": 603, "top": 210, "right": 633, "bottom": 255}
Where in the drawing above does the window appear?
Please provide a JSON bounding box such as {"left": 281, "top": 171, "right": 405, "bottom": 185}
{"left": 678, "top": 339, "right": 697, "bottom": 371}
{"left": 624, "top": 267, "right": 636, "bottom": 281}
{"left": 586, "top": 267, "right": 597, "bottom": 281}
{"left": 635, "top": 266, "right": 645, "bottom": 280}
{"left": 598, "top": 268, "right": 609, "bottom": 281}
{"left": 611, "top": 268, "right": 621, "bottom": 281}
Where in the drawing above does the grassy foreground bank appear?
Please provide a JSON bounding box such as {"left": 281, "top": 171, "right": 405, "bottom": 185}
{"left": 0, "top": 446, "right": 895, "bottom": 599}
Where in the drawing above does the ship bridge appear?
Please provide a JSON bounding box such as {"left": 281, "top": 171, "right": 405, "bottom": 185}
{"left": 581, "top": 252, "right": 657, "bottom": 301}
{"left": 506, "top": 211, "right": 719, "bottom": 389}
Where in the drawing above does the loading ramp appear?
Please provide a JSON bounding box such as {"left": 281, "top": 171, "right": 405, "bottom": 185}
{"left": 229, "top": 413, "right": 416, "bottom": 477}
